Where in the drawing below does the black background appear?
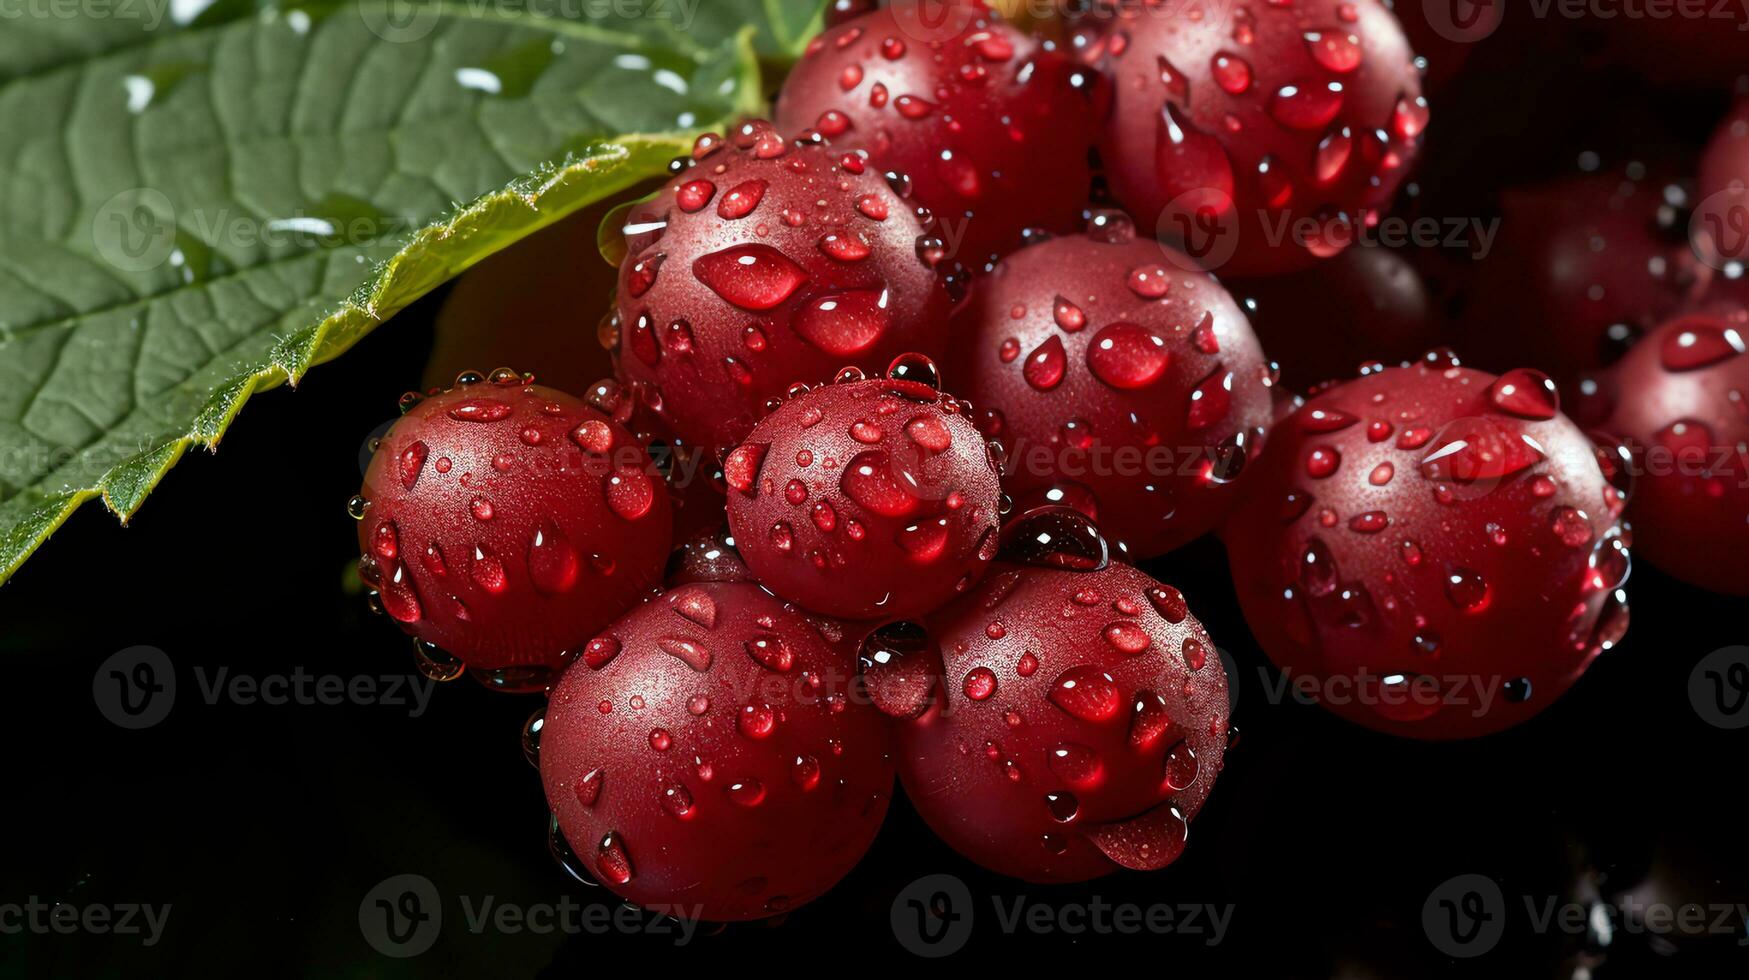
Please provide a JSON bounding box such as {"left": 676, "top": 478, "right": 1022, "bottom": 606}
{"left": 2, "top": 15, "right": 1747, "bottom": 979}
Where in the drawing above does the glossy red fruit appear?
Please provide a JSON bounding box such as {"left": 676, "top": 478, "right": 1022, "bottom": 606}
{"left": 1230, "top": 246, "right": 1446, "bottom": 391}
{"left": 949, "top": 220, "right": 1274, "bottom": 559}
{"left": 1601, "top": 309, "right": 1749, "bottom": 595}
{"left": 1461, "top": 166, "right": 1709, "bottom": 385}
{"left": 775, "top": 0, "right": 1100, "bottom": 268}
{"left": 355, "top": 372, "right": 672, "bottom": 688}
{"left": 891, "top": 521, "right": 1229, "bottom": 883}
{"left": 1086, "top": 0, "right": 1428, "bottom": 276}
{"left": 540, "top": 582, "right": 893, "bottom": 920}
{"left": 608, "top": 121, "right": 955, "bottom": 461}
{"left": 724, "top": 358, "right": 1002, "bottom": 620}
{"left": 1222, "top": 355, "right": 1632, "bottom": 739}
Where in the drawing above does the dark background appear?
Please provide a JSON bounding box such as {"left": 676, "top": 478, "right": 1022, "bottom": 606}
{"left": 2, "top": 16, "right": 1747, "bottom": 979}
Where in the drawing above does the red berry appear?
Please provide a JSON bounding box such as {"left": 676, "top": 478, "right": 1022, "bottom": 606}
{"left": 1461, "top": 166, "right": 1707, "bottom": 385}
{"left": 1601, "top": 308, "right": 1749, "bottom": 595}
{"left": 948, "top": 223, "right": 1273, "bottom": 558}
{"left": 1087, "top": 0, "right": 1427, "bottom": 276}
{"left": 724, "top": 360, "right": 1002, "bottom": 619}
{"left": 1223, "top": 357, "right": 1631, "bottom": 739}
{"left": 540, "top": 583, "right": 893, "bottom": 920}
{"left": 1230, "top": 246, "right": 1446, "bottom": 391}
{"left": 609, "top": 121, "right": 955, "bottom": 460}
{"left": 891, "top": 525, "right": 1229, "bottom": 882}
{"left": 776, "top": 0, "right": 1100, "bottom": 266}
{"left": 355, "top": 373, "right": 672, "bottom": 686}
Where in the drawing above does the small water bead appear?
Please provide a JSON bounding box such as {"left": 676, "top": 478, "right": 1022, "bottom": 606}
{"left": 1306, "top": 446, "right": 1341, "bottom": 478}
{"left": 1023, "top": 335, "right": 1068, "bottom": 391}
{"left": 1047, "top": 742, "right": 1104, "bottom": 786}
{"left": 1660, "top": 321, "right": 1746, "bottom": 370}
{"left": 1127, "top": 264, "right": 1172, "bottom": 299}
{"left": 726, "top": 780, "right": 766, "bottom": 807}
{"left": 963, "top": 666, "right": 998, "bottom": 701}
{"left": 1400, "top": 539, "right": 1424, "bottom": 566}
{"left": 1443, "top": 566, "right": 1491, "bottom": 612}
{"left": 791, "top": 754, "right": 822, "bottom": 790}
{"left": 1301, "top": 408, "right": 1359, "bottom": 432}
{"left": 1299, "top": 538, "right": 1339, "bottom": 597}
{"left": 1102, "top": 621, "right": 1153, "bottom": 654}
{"left": 1304, "top": 31, "right": 1362, "bottom": 72}
{"left": 1163, "top": 741, "right": 1199, "bottom": 791}
{"left": 1045, "top": 792, "right": 1080, "bottom": 822}
{"left": 1087, "top": 323, "right": 1169, "bottom": 390}
{"left": 738, "top": 703, "right": 777, "bottom": 738}
{"left": 1054, "top": 296, "right": 1087, "bottom": 332}
{"left": 1348, "top": 511, "right": 1388, "bottom": 533}
{"left": 1048, "top": 666, "right": 1123, "bottom": 722}
{"left": 1211, "top": 51, "right": 1252, "bottom": 94}
{"left": 1487, "top": 368, "right": 1560, "bottom": 420}
{"left": 649, "top": 728, "right": 673, "bottom": 752}
{"left": 575, "top": 767, "right": 604, "bottom": 807}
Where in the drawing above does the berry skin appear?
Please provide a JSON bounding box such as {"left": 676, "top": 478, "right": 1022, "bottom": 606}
{"left": 1601, "top": 309, "right": 1749, "bottom": 595}
{"left": 775, "top": 0, "right": 1100, "bottom": 268}
{"left": 1222, "top": 356, "right": 1631, "bottom": 739}
{"left": 540, "top": 582, "right": 893, "bottom": 920}
{"left": 355, "top": 373, "right": 672, "bottom": 684}
{"left": 892, "top": 542, "right": 1229, "bottom": 883}
{"left": 1086, "top": 0, "right": 1428, "bottom": 276}
{"left": 724, "top": 362, "right": 1002, "bottom": 620}
{"left": 948, "top": 223, "right": 1273, "bottom": 559}
{"left": 1229, "top": 245, "right": 1445, "bottom": 391}
{"left": 609, "top": 121, "right": 955, "bottom": 461}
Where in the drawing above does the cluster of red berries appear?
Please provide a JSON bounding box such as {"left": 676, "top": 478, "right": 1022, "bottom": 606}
{"left": 349, "top": 0, "right": 1747, "bottom": 923}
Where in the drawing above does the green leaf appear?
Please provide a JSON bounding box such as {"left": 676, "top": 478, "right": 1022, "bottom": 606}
{"left": 0, "top": 2, "right": 775, "bottom": 585}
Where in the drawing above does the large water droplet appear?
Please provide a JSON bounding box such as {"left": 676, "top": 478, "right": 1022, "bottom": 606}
{"left": 693, "top": 244, "right": 809, "bottom": 311}
{"left": 1087, "top": 323, "right": 1169, "bottom": 390}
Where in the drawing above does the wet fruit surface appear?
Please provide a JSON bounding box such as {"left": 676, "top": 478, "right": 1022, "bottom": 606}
{"left": 775, "top": 0, "right": 1101, "bottom": 268}
{"left": 1601, "top": 308, "right": 1749, "bottom": 595}
{"left": 724, "top": 360, "right": 1002, "bottom": 619}
{"left": 539, "top": 582, "right": 892, "bottom": 920}
{"left": 894, "top": 541, "right": 1229, "bottom": 883}
{"left": 609, "top": 120, "right": 955, "bottom": 460}
{"left": 950, "top": 222, "right": 1273, "bottom": 558}
{"left": 665, "top": 523, "right": 754, "bottom": 586}
{"left": 354, "top": 373, "right": 672, "bottom": 680}
{"left": 1222, "top": 356, "right": 1631, "bottom": 738}
{"left": 1085, "top": 0, "right": 1428, "bottom": 275}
